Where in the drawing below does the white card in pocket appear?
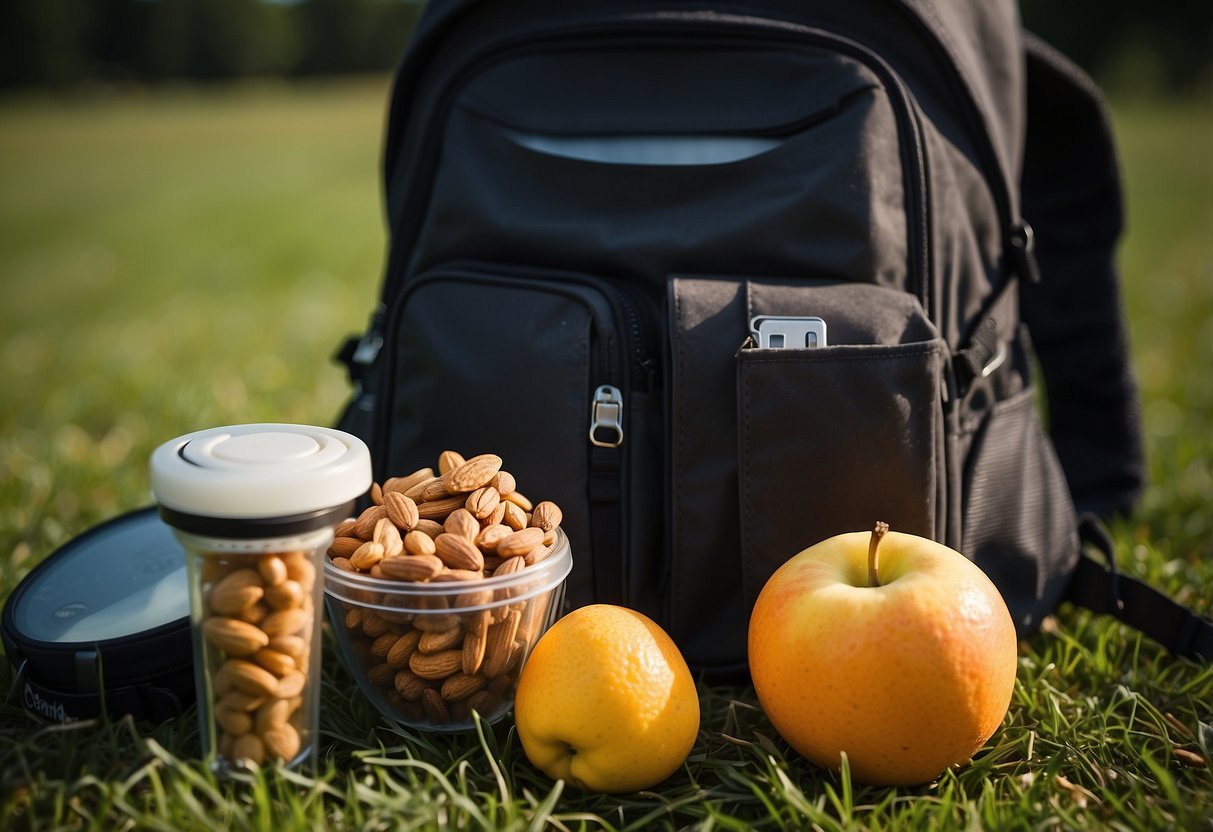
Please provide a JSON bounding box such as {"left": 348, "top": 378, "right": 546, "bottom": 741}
{"left": 750, "top": 315, "right": 828, "bottom": 349}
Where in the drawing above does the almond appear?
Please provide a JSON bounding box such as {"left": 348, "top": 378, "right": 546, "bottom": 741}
{"left": 370, "top": 482, "right": 384, "bottom": 506}
{"left": 403, "top": 475, "right": 442, "bottom": 502}
{"left": 422, "top": 688, "right": 450, "bottom": 723}
{"left": 462, "top": 628, "right": 486, "bottom": 675}
{"left": 385, "top": 467, "right": 435, "bottom": 495}
{"left": 418, "top": 626, "right": 463, "bottom": 654}
{"left": 257, "top": 556, "right": 288, "bottom": 587}
{"left": 264, "top": 579, "right": 303, "bottom": 610}
{"left": 443, "top": 508, "right": 480, "bottom": 541}
{"left": 443, "top": 454, "right": 502, "bottom": 493}
{"left": 394, "top": 670, "right": 430, "bottom": 701}
{"left": 367, "top": 662, "right": 396, "bottom": 687}
{"left": 328, "top": 536, "right": 364, "bottom": 558}
{"left": 211, "top": 583, "right": 264, "bottom": 616}
{"left": 344, "top": 607, "right": 364, "bottom": 631}
{"left": 482, "top": 609, "right": 521, "bottom": 678}
{"left": 409, "top": 649, "right": 463, "bottom": 680}
{"left": 453, "top": 588, "right": 493, "bottom": 608}
{"left": 330, "top": 556, "right": 355, "bottom": 572}
{"left": 361, "top": 611, "right": 392, "bottom": 638}
{"left": 438, "top": 450, "right": 466, "bottom": 475}
{"left": 268, "top": 635, "right": 306, "bottom": 659}
{"left": 387, "top": 629, "right": 423, "bottom": 669}
{"left": 434, "top": 533, "right": 485, "bottom": 572}
{"left": 434, "top": 568, "right": 486, "bottom": 582}
{"left": 283, "top": 552, "right": 316, "bottom": 591}
{"left": 232, "top": 733, "right": 266, "bottom": 766}
{"left": 530, "top": 501, "right": 563, "bottom": 533}
{"left": 383, "top": 491, "right": 420, "bottom": 531}
{"left": 373, "top": 517, "right": 404, "bottom": 558}
{"left": 476, "top": 524, "right": 512, "bottom": 553}
{"left": 255, "top": 698, "right": 293, "bottom": 734}
{"left": 203, "top": 617, "right": 269, "bottom": 656}
{"left": 370, "top": 631, "right": 400, "bottom": 659}
{"left": 525, "top": 543, "right": 556, "bottom": 567}
{"left": 441, "top": 672, "right": 487, "bottom": 702}
{"left": 262, "top": 723, "right": 301, "bottom": 761}
{"left": 501, "top": 501, "right": 527, "bottom": 531}
{"left": 465, "top": 487, "right": 501, "bottom": 521}
{"left": 215, "top": 704, "right": 253, "bottom": 736}
{"left": 260, "top": 607, "right": 310, "bottom": 639}
{"left": 484, "top": 502, "right": 507, "bottom": 527}
{"left": 276, "top": 671, "right": 306, "bottom": 699}
{"left": 403, "top": 530, "right": 437, "bottom": 558}
{"left": 210, "top": 569, "right": 264, "bottom": 615}
{"left": 467, "top": 690, "right": 501, "bottom": 717}
{"left": 235, "top": 601, "right": 269, "bottom": 624}
{"left": 502, "top": 490, "right": 533, "bottom": 512}
{"left": 491, "top": 556, "right": 526, "bottom": 601}
{"left": 413, "top": 612, "right": 460, "bottom": 632}
{"left": 353, "top": 504, "right": 388, "bottom": 540}
{"left": 333, "top": 518, "right": 358, "bottom": 538}
{"left": 418, "top": 478, "right": 453, "bottom": 502}
{"left": 218, "top": 690, "right": 266, "bottom": 713}
{"left": 350, "top": 540, "right": 386, "bottom": 571}
{"left": 251, "top": 648, "right": 295, "bottom": 677}
{"left": 463, "top": 608, "right": 491, "bottom": 637}
{"left": 491, "top": 471, "right": 516, "bottom": 495}
{"left": 416, "top": 494, "right": 467, "bottom": 521}
{"left": 414, "top": 519, "right": 444, "bottom": 538}
{"left": 492, "top": 556, "right": 526, "bottom": 577}
{"left": 497, "top": 527, "right": 544, "bottom": 559}
{"left": 226, "top": 658, "right": 280, "bottom": 697}
{"left": 378, "top": 553, "right": 443, "bottom": 582}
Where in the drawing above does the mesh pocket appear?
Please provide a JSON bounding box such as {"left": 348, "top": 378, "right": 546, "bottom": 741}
{"left": 963, "top": 387, "right": 1080, "bottom": 635}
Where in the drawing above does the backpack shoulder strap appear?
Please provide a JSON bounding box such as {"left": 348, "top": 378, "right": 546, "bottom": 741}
{"left": 1067, "top": 516, "right": 1213, "bottom": 662}
{"left": 1018, "top": 30, "right": 1145, "bottom": 520}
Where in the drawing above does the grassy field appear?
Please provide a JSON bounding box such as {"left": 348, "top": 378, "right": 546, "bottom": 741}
{"left": 0, "top": 78, "right": 1210, "bottom": 830}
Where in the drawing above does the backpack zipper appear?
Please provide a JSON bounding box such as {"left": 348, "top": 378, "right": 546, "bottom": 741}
{"left": 883, "top": 0, "right": 1037, "bottom": 287}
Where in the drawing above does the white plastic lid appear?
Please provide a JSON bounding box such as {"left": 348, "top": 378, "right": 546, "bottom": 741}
{"left": 150, "top": 424, "right": 372, "bottom": 536}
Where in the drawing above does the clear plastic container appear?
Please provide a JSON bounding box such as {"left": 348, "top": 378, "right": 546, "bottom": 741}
{"left": 324, "top": 529, "right": 571, "bottom": 731}
{"left": 150, "top": 424, "right": 371, "bottom": 771}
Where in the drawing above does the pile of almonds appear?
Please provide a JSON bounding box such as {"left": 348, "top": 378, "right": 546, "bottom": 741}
{"left": 199, "top": 550, "right": 317, "bottom": 766}
{"left": 327, "top": 451, "right": 565, "bottom": 726}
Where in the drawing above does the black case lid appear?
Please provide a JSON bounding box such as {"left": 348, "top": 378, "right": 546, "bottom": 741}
{"left": 1, "top": 506, "right": 194, "bottom": 722}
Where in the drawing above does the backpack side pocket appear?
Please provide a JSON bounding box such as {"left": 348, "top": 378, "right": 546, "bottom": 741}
{"left": 961, "top": 370, "right": 1080, "bottom": 636}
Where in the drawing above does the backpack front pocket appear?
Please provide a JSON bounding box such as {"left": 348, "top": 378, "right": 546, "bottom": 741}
{"left": 376, "top": 263, "right": 661, "bottom": 617}
{"left": 735, "top": 281, "right": 948, "bottom": 611}
{"left": 666, "top": 276, "right": 948, "bottom": 667}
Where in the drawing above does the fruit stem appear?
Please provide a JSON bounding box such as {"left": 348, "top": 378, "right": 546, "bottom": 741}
{"left": 868, "top": 521, "right": 889, "bottom": 587}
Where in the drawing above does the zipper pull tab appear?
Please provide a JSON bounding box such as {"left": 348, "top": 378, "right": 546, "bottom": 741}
{"left": 1008, "top": 220, "right": 1041, "bottom": 284}
{"left": 589, "top": 385, "right": 624, "bottom": 448}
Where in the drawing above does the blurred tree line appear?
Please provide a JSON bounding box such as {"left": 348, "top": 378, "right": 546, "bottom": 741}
{"left": 0, "top": 0, "right": 423, "bottom": 89}
{"left": 1020, "top": 0, "right": 1212, "bottom": 95}
{"left": 0, "top": 0, "right": 1209, "bottom": 94}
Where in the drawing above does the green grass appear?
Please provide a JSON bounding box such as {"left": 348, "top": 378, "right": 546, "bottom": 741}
{"left": 1, "top": 79, "right": 1210, "bottom": 830}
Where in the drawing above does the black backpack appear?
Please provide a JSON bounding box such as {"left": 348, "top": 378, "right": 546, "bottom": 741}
{"left": 336, "top": 0, "right": 1211, "bottom": 672}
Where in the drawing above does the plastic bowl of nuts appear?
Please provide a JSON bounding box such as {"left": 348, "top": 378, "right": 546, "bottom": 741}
{"left": 322, "top": 452, "right": 572, "bottom": 731}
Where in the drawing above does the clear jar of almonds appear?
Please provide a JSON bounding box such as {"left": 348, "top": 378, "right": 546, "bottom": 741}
{"left": 150, "top": 424, "right": 371, "bottom": 772}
